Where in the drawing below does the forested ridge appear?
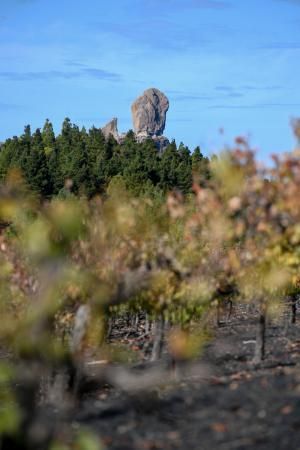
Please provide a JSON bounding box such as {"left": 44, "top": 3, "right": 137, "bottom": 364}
{"left": 0, "top": 118, "right": 210, "bottom": 198}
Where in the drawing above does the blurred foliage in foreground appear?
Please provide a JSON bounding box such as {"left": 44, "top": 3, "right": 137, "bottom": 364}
{"left": 1, "top": 125, "right": 300, "bottom": 448}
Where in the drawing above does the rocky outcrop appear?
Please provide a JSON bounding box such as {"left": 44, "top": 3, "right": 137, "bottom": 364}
{"left": 102, "top": 118, "right": 119, "bottom": 141}
{"left": 135, "top": 134, "right": 170, "bottom": 152}
{"left": 101, "top": 88, "right": 170, "bottom": 152}
{"left": 152, "top": 135, "right": 170, "bottom": 152}
{"left": 131, "top": 88, "right": 169, "bottom": 137}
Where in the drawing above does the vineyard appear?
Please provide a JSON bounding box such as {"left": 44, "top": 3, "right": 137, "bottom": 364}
{"left": 1, "top": 129, "right": 300, "bottom": 449}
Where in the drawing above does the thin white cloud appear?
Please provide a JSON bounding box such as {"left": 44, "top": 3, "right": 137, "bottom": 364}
{"left": 0, "top": 68, "right": 121, "bottom": 82}
{"left": 209, "top": 103, "right": 300, "bottom": 109}
{"left": 0, "top": 102, "right": 23, "bottom": 110}
{"left": 144, "top": 0, "right": 231, "bottom": 10}
{"left": 276, "top": 0, "right": 300, "bottom": 5}
{"left": 258, "top": 42, "right": 300, "bottom": 50}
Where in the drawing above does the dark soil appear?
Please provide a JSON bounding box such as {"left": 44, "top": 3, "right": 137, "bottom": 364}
{"left": 74, "top": 305, "right": 300, "bottom": 450}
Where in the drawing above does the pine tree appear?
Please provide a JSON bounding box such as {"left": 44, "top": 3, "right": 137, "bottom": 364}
{"left": 56, "top": 118, "right": 75, "bottom": 189}
{"left": 191, "top": 146, "right": 210, "bottom": 186}
{"left": 25, "top": 128, "right": 51, "bottom": 196}
{"left": 86, "top": 127, "right": 106, "bottom": 195}
{"left": 159, "top": 140, "right": 180, "bottom": 191}
{"left": 42, "top": 119, "right": 55, "bottom": 155}
{"left": 19, "top": 125, "right": 32, "bottom": 175}
{"left": 47, "top": 146, "right": 62, "bottom": 195}
{"left": 69, "top": 126, "right": 90, "bottom": 195}
{"left": 0, "top": 137, "right": 22, "bottom": 180}
{"left": 94, "top": 135, "right": 119, "bottom": 190}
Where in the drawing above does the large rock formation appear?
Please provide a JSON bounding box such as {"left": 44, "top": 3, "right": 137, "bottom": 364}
{"left": 131, "top": 88, "right": 169, "bottom": 137}
{"left": 101, "top": 117, "right": 120, "bottom": 141}
{"left": 101, "top": 88, "right": 170, "bottom": 151}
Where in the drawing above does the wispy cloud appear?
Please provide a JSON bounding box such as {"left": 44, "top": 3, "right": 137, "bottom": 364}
{"left": 10, "top": 0, "right": 38, "bottom": 3}
{"left": 258, "top": 42, "right": 300, "bottom": 50}
{"left": 91, "top": 3, "right": 235, "bottom": 54}
{"left": 0, "top": 68, "right": 121, "bottom": 82}
{"left": 93, "top": 19, "right": 209, "bottom": 52}
{"left": 215, "top": 85, "right": 282, "bottom": 93}
{"left": 209, "top": 103, "right": 300, "bottom": 109}
{"left": 144, "top": 0, "right": 231, "bottom": 10}
{"left": 190, "top": 0, "right": 231, "bottom": 8}
{"left": 215, "top": 85, "right": 234, "bottom": 92}
{"left": 64, "top": 60, "right": 88, "bottom": 68}
{"left": 82, "top": 68, "right": 120, "bottom": 80}
{"left": 0, "top": 102, "right": 23, "bottom": 110}
{"left": 227, "top": 93, "right": 244, "bottom": 98}
{"left": 276, "top": 0, "right": 300, "bottom": 6}
{"left": 170, "top": 94, "right": 215, "bottom": 101}
{"left": 168, "top": 90, "right": 245, "bottom": 102}
{"left": 241, "top": 85, "right": 282, "bottom": 91}
{"left": 1, "top": 0, "right": 38, "bottom": 4}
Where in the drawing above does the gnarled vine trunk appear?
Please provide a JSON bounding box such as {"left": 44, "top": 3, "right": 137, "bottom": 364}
{"left": 151, "top": 316, "right": 165, "bottom": 362}
{"left": 253, "top": 300, "right": 267, "bottom": 364}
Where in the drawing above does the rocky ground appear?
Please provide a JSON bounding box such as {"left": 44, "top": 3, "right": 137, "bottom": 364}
{"left": 74, "top": 306, "right": 300, "bottom": 450}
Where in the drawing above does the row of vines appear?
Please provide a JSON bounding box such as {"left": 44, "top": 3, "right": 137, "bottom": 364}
{"left": 0, "top": 126, "right": 300, "bottom": 449}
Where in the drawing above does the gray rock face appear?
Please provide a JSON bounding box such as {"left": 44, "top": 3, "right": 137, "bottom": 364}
{"left": 102, "top": 117, "right": 119, "bottom": 141}
{"left": 135, "top": 133, "right": 170, "bottom": 153}
{"left": 101, "top": 88, "right": 170, "bottom": 152}
{"left": 131, "top": 88, "right": 169, "bottom": 137}
{"left": 153, "top": 135, "right": 170, "bottom": 153}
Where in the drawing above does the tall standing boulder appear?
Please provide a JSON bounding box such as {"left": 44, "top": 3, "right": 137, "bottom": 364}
{"left": 131, "top": 88, "right": 169, "bottom": 137}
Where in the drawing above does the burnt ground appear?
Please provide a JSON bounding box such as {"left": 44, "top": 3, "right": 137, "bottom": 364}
{"left": 74, "top": 306, "right": 300, "bottom": 450}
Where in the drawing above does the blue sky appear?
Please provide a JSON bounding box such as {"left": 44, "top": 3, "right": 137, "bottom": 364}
{"left": 0, "top": 0, "right": 300, "bottom": 160}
